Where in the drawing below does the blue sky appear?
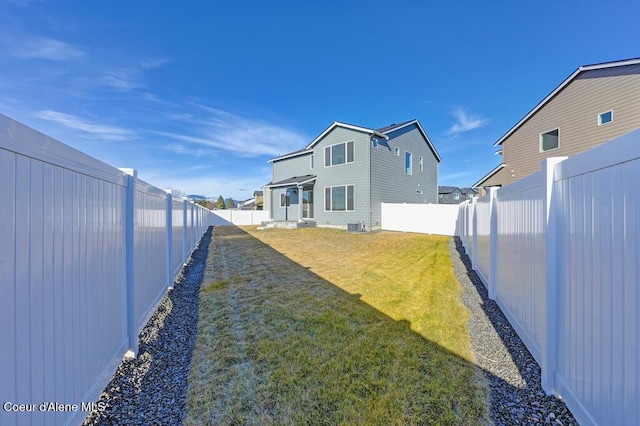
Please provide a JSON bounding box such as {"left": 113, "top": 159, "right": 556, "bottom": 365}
{"left": 1, "top": 1, "right": 639, "bottom": 201}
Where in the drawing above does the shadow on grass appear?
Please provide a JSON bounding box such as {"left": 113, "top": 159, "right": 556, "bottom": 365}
{"left": 183, "top": 226, "right": 530, "bottom": 425}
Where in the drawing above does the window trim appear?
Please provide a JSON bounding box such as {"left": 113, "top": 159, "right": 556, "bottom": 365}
{"left": 324, "top": 140, "right": 355, "bottom": 168}
{"left": 598, "top": 110, "right": 613, "bottom": 126}
{"left": 539, "top": 128, "right": 559, "bottom": 152}
{"left": 324, "top": 184, "right": 355, "bottom": 212}
{"left": 405, "top": 151, "right": 413, "bottom": 175}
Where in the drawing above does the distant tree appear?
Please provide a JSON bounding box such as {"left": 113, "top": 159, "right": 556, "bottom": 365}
{"left": 171, "top": 188, "right": 186, "bottom": 198}
{"left": 226, "top": 197, "right": 236, "bottom": 208}
{"left": 216, "top": 195, "right": 226, "bottom": 209}
{"left": 194, "top": 200, "right": 208, "bottom": 208}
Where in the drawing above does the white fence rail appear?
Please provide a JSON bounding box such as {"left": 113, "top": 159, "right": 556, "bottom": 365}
{"left": 0, "top": 114, "right": 215, "bottom": 426}
{"left": 459, "top": 129, "right": 640, "bottom": 426}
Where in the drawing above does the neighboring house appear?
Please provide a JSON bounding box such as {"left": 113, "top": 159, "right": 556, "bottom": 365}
{"left": 237, "top": 197, "right": 256, "bottom": 210}
{"left": 438, "top": 186, "right": 463, "bottom": 204}
{"left": 460, "top": 187, "right": 479, "bottom": 201}
{"left": 263, "top": 119, "right": 441, "bottom": 229}
{"left": 438, "top": 186, "right": 478, "bottom": 204}
{"left": 475, "top": 57, "right": 640, "bottom": 189}
{"left": 254, "top": 190, "right": 264, "bottom": 210}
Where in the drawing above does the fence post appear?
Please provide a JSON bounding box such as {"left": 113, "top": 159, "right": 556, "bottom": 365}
{"left": 471, "top": 197, "right": 478, "bottom": 270}
{"left": 119, "top": 168, "right": 138, "bottom": 358}
{"left": 166, "top": 190, "right": 174, "bottom": 289}
{"left": 488, "top": 187, "right": 498, "bottom": 300}
{"left": 542, "top": 157, "right": 567, "bottom": 394}
{"left": 183, "top": 199, "right": 188, "bottom": 264}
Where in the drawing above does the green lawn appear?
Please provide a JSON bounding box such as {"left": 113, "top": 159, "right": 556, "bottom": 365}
{"left": 185, "top": 226, "right": 487, "bottom": 425}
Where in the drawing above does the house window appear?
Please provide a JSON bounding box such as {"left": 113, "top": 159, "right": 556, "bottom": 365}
{"left": 419, "top": 156, "right": 423, "bottom": 171}
{"left": 598, "top": 110, "right": 613, "bottom": 126}
{"left": 405, "top": 151, "right": 412, "bottom": 175}
{"left": 372, "top": 138, "right": 378, "bottom": 148}
{"left": 467, "top": 192, "right": 474, "bottom": 200}
{"left": 395, "top": 147, "right": 400, "bottom": 156}
{"left": 324, "top": 141, "right": 354, "bottom": 167}
{"left": 453, "top": 192, "right": 460, "bottom": 201}
{"left": 324, "top": 185, "right": 354, "bottom": 211}
{"left": 540, "top": 129, "right": 559, "bottom": 152}
{"left": 280, "top": 193, "right": 290, "bottom": 207}
{"left": 310, "top": 154, "right": 314, "bottom": 169}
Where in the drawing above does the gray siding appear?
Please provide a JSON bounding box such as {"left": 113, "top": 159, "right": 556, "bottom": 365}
{"left": 370, "top": 124, "right": 438, "bottom": 226}
{"left": 499, "top": 64, "right": 640, "bottom": 186}
{"left": 272, "top": 152, "right": 313, "bottom": 182}
{"left": 312, "top": 127, "right": 371, "bottom": 227}
{"left": 270, "top": 186, "right": 300, "bottom": 221}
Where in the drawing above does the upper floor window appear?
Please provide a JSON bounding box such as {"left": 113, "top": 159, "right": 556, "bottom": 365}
{"left": 372, "top": 138, "right": 378, "bottom": 148}
{"left": 405, "top": 151, "right": 412, "bottom": 175}
{"left": 453, "top": 192, "right": 460, "bottom": 201}
{"left": 598, "top": 110, "right": 613, "bottom": 126}
{"left": 419, "top": 156, "right": 424, "bottom": 171}
{"left": 395, "top": 147, "right": 400, "bottom": 156}
{"left": 325, "top": 141, "right": 354, "bottom": 167}
{"left": 310, "top": 154, "right": 314, "bottom": 169}
{"left": 540, "top": 129, "right": 559, "bottom": 152}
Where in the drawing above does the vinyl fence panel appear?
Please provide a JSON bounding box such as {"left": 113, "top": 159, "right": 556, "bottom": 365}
{"left": 473, "top": 192, "right": 493, "bottom": 288}
{"left": 380, "top": 203, "right": 459, "bottom": 235}
{"left": 457, "top": 128, "right": 640, "bottom": 425}
{"left": 553, "top": 131, "right": 640, "bottom": 426}
{"left": 0, "top": 113, "right": 214, "bottom": 426}
{"left": 494, "top": 171, "right": 547, "bottom": 364}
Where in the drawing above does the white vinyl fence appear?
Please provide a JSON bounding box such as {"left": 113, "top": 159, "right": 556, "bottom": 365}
{"left": 459, "top": 129, "right": 640, "bottom": 426}
{"left": 211, "top": 209, "right": 268, "bottom": 226}
{"left": 381, "top": 202, "right": 459, "bottom": 235}
{"left": 0, "top": 114, "right": 215, "bottom": 426}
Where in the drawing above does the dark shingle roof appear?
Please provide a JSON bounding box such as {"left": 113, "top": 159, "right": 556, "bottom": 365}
{"left": 264, "top": 174, "right": 316, "bottom": 188}
{"left": 438, "top": 186, "right": 459, "bottom": 194}
{"left": 375, "top": 120, "right": 414, "bottom": 133}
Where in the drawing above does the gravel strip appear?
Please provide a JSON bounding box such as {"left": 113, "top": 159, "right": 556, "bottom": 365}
{"left": 449, "top": 237, "right": 577, "bottom": 425}
{"left": 83, "top": 227, "right": 212, "bottom": 426}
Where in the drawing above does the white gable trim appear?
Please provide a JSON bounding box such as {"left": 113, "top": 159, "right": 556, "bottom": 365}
{"left": 305, "top": 121, "right": 388, "bottom": 150}
{"left": 494, "top": 57, "right": 640, "bottom": 147}
{"left": 473, "top": 163, "right": 505, "bottom": 187}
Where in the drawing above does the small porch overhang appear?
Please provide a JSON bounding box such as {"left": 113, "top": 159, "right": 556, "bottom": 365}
{"left": 264, "top": 175, "right": 316, "bottom": 223}
{"left": 264, "top": 174, "right": 316, "bottom": 189}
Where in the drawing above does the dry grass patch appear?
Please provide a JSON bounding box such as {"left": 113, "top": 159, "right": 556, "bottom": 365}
{"left": 185, "top": 226, "right": 487, "bottom": 425}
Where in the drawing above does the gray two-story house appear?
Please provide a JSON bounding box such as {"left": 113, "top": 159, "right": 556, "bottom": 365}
{"left": 263, "top": 119, "right": 442, "bottom": 230}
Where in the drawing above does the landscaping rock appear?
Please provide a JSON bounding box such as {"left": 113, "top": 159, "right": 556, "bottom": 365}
{"left": 449, "top": 237, "right": 578, "bottom": 426}
{"left": 82, "top": 228, "right": 212, "bottom": 426}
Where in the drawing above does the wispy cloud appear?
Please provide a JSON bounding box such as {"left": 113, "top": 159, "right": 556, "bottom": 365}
{"left": 14, "top": 37, "right": 84, "bottom": 61}
{"left": 99, "top": 57, "right": 171, "bottom": 91}
{"left": 35, "top": 110, "right": 135, "bottom": 141}
{"left": 153, "top": 108, "right": 307, "bottom": 157}
{"left": 439, "top": 171, "right": 473, "bottom": 181}
{"left": 447, "top": 107, "right": 488, "bottom": 135}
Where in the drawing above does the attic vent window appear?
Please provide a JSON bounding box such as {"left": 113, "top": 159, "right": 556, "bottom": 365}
{"left": 372, "top": 138, "right": 378, "bottom": 148}
{"left": 395, "top": 147, "right": 400, "bottom": 156}
{"left": 598, "top": 110, "right": 613, "bottom": 126}
{"left": 540, "top": 129, "right": 559, "bottom": 152}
